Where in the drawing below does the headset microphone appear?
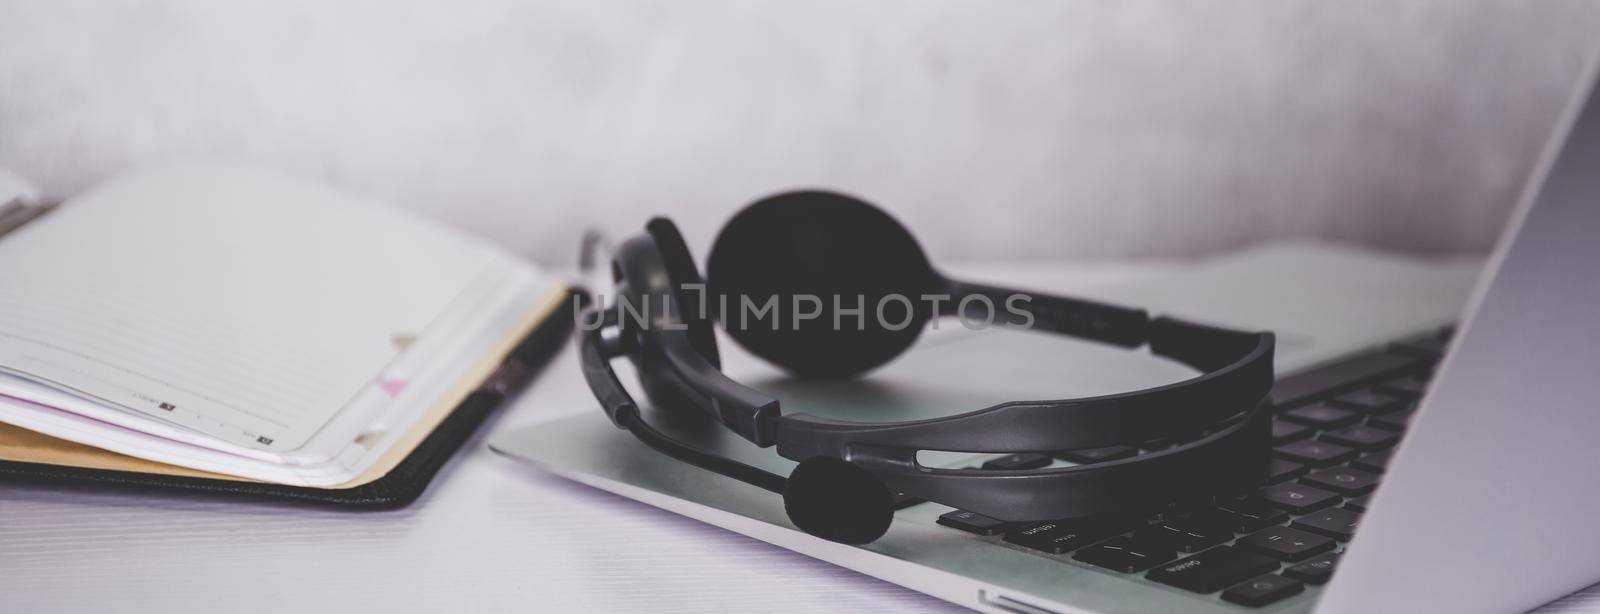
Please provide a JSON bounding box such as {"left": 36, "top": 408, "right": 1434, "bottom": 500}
{"left": 783, "top": 456, "right": 895, "bottom": 545}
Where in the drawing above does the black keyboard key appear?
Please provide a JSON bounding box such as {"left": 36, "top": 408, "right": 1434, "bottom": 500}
{"left": 1221, "top": 574, "right": 1305, "bottom": 607}
{"left": 1004, "top": 521, "right": 1065, "bottom": 547}
{"left": 1344, "top": 495, "right": 1371, "bottom": 511}
{"left": 1054, "top": 445, "right": 1138, "bottom": 464}
{"left": 1151, "top": 495, "right": 1223, "bottom": 523}
{"left": 1281, "top": 404, "right": 1361, "bottom": 429}
{"left": 982, "top": 453, "right": 1052, "bottom": 470}
{"left": 1283, "top": 552, "right": 1339, "bottom": 585}
{"left": 1291, "top": 506, "right": 1362, "bottom": 540}
{"left": 937, "top": 510, "right": 1009, "bottom": 535}
{"left": 1271, "top": 420, "right": 1312, "bottom": 444}
{"left": 1003, "top": 519, "right": 1126, "bottom": 554}
{"left": 1139, "top": 512, "right": 1237, "bottom": 553}
{"left": 1240, "top": 525, "right": 1336, "bottom": 561}
{"left": 1267, "top": 458, "right": 1308, "bottom": 484}
{"left": 1215, "top": 498, "right": 1289, "bottom": 531}
{"left": 1269, "top": 350, "right": 1420, "bottom": 408}
{"left": 1274, "top": 440, "right": 1357, "bottom": 467}
{"left": 1147, "top": 546, "right": 1281, "bottom": 594}
{"left": 1261, "top": 482, "right": 1340, "bottom": 513}
{"left": 1073, "top": 536, "right": 1176, "bottom": 573}
{"left": 1370, "top": 409, "right": 1414, "bottom": 432}
{"left": 1301, "top": 466, "right": 1380, "bottom": 496}
{"left": 1321, "top": 424, "right": 1400, "bottom": 451}
{"left": 1350, "top": 449, "right": 1392, "bottom": 473}
{"left": 1327, "top": 389, "right": 1407, "bottom": 414}
{"left": 1375, "top": 376, "right": 1428, "bottom": 399}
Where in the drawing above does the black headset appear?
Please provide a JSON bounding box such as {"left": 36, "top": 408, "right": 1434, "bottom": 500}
{"left": 579, "top": 191, "right": 1274, "bottom": 544}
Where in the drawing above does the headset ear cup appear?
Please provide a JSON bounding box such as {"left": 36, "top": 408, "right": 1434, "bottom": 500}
{"left": 707, "top": 191, "right": 942, "bottom": 378}
{"left": 645, "top": 217, "right": 720, "bottom": 368}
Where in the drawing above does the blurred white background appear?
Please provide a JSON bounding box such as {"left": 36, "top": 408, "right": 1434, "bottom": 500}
{"left": 1, "top": 0, "right": 1597, "bottom": 265}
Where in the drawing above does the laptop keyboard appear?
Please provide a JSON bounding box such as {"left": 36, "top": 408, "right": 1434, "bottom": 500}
{"left": 931, "top": 327, "right": 1452, "bottom": 609}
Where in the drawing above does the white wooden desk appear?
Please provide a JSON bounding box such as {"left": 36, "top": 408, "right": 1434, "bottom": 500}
{"left": 2, "top": 262, "right": 1597, "bottom": 613}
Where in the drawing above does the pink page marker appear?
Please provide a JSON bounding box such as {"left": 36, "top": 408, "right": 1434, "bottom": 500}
{"left": 379, "top": 377, "right": 409, "bottom": 397}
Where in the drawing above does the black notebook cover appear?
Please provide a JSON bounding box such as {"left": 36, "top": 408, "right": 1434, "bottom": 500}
{"left": 0, "top": 288, "right": 579, "bottom": 508}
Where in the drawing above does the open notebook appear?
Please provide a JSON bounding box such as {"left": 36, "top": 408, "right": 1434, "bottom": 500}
{"left": 0, "top": 164, "right": 572, "bottom": 499}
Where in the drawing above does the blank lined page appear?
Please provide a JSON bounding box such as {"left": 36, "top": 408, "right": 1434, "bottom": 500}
{"left": 0, "top": 163, "right": 503, "bottom": 452}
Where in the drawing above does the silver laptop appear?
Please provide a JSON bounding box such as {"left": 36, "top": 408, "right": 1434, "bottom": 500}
{"left": 492, "top": 60, "right": 1600, "bottom": 613}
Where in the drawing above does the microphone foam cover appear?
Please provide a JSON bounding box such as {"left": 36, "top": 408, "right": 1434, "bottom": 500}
{"left": 783, "top": 456, "right": 894, "bottom": 544}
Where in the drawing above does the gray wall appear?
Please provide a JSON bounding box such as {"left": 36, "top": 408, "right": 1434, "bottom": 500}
{"left": 2, "top": 0, "right": 1597, "bottom": 265}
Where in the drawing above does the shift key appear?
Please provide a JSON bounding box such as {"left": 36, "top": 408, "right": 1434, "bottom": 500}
{"left": 1146, "top": 546, "right": 1281, "bottom": 594}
